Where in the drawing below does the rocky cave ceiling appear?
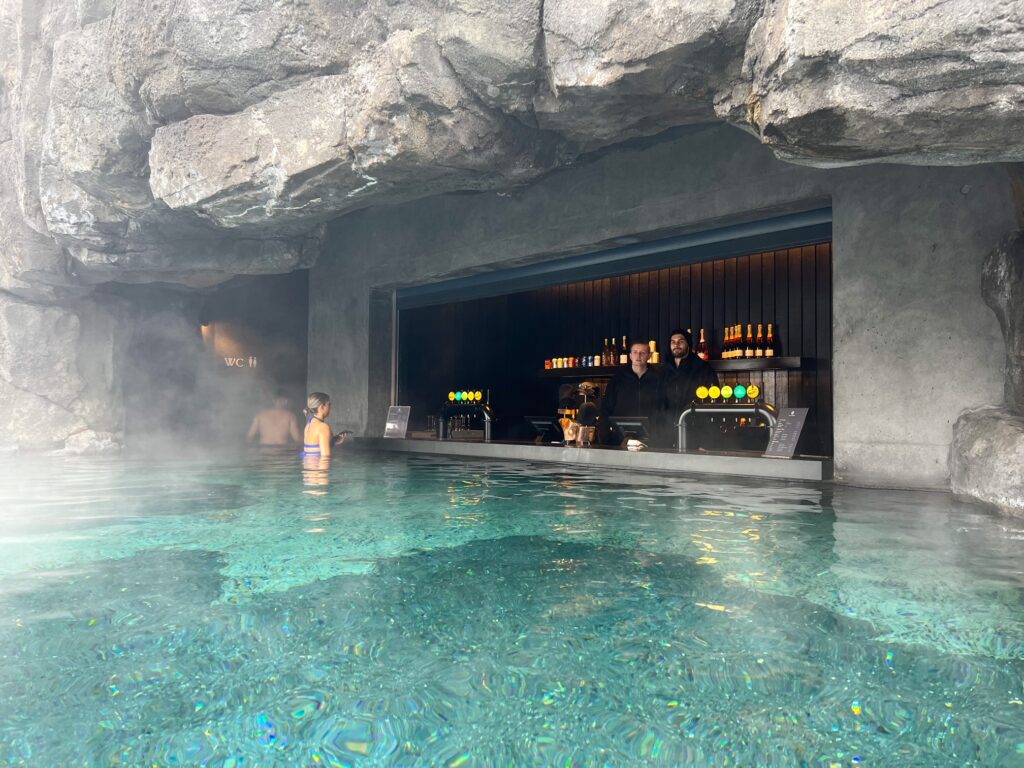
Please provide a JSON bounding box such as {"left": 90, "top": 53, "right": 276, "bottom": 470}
{"left": 2, "top": 0, "right": 1023, "bottom": 295}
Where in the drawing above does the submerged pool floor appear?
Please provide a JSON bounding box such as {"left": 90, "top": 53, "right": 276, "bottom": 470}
{"left": 0, "top": 450, "right": 1021, "bottom": 766}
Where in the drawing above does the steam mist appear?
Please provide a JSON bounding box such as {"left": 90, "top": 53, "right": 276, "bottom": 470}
{"left": 101, "top": 271, "right": 309, "bottom": 459}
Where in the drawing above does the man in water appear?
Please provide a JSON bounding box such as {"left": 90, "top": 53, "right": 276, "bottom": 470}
{"left": 247, "top": 391, "right": 302, "bottom": 446}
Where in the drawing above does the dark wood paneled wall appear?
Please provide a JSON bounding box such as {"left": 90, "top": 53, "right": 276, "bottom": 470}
{"left": 399, "top": 243, "right": 832, "bottom": 453}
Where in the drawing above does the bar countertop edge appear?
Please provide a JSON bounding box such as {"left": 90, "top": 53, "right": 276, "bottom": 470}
{"left": 355, "top": 438, "right": 832, "bottom": 481}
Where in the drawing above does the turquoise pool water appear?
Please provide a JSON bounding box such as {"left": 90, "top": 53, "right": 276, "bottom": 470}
{"left": 0, "top": 450, "right": 1021, "bottom": 766}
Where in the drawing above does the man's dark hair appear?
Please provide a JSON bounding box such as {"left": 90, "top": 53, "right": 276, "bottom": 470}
{"left": 669, "top": 328, "right": 693, "bottom": 346}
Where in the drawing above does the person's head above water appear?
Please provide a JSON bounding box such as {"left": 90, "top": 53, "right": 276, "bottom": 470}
{"left": 303, "top": 392, "right": 331, "bottom": 420}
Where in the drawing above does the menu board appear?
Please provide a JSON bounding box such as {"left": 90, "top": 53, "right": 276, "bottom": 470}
{"left": 383, "top": 406, "right": 410, "bottom": 438}
{"left": 763, "top": 407, "right": 808, "bottom": 458}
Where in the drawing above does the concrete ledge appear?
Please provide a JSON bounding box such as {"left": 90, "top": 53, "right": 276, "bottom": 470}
{"left": 356, "top": 438, "right": 832, "bottom": 481}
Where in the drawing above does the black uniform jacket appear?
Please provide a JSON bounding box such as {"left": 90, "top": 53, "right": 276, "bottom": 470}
{"left": 599, "top": 366, "right": 665, "bottom": 443}
{"left": 663, "top": 354, "right": 719, "bottom": 416}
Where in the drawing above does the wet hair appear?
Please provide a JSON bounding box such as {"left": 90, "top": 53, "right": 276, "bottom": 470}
{"left": 303, "top": 392, "right": 330, "bottom": 419}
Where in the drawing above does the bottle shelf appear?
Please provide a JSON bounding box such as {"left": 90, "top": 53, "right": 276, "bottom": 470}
{"left": 711, "top": 356, "right": 807, "bottom": 372}
{"left": 539, "top": 357, "right": 809, "bottom": 378}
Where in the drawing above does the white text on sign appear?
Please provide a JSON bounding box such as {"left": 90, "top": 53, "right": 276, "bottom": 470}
{"left": 223, "top": 356, "right": 258, "bottom": 368}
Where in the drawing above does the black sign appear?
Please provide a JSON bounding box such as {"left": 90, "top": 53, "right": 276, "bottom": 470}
{"left": 383, "top": 406, "right": 411, "bottom": 438}
{"left": 763, "top": 407, "right": 808, "bottom": 458}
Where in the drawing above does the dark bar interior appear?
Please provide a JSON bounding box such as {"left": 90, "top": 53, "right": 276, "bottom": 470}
{"left": 398, "top": 242, "right": 833, "bottom": 457}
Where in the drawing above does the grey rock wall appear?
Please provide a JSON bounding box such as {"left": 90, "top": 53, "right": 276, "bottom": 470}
{"left": 950, "top": 230, "right": 1024, "bottom": 516}
{"left": 982, "top": 230, "right": 1024, "bottom": 414}
{"left": 716, "top": 0, "right": 1024, "bottom": 167}
{"left": 0, "top": 292, "right": 122, "bottom": 451}
{"left": 0, "top": 0, "right": 1022, "bottom": 505}
{"left": 3, "top": 0, "right": 1024, "bottom": 283}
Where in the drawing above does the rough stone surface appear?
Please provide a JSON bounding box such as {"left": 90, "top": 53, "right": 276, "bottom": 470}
{"left": 147, "top": 31, "right": 563, "bottom": 228}
{"left": 0, "top": 293, "right": 90, "bottom": 448}
{"left": 2, "top": 0, "right": 1024, "bottom": 280}
{"left": 56, "top": 429, "right": 122, "bottom": 455}
{"left": 982, "top": 230, "right": 1024, "bottom": 414}
{"left": 716, "top": 0, "right": 1024, "bottom": 167}
{"left": 537, "top": 0, "right": 756, "bottom": 148}
{"left": 0, "top": 141, "right": 71, "bottom": 301}
{"left": 950, "top": 406, "right": 1024, "bottom": 517}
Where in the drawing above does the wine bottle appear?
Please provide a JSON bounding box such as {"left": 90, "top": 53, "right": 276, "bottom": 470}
{"left": 744, "top": 324, "right": 754, "bottom": 358}
{"left": 755, "top": 323, "right": 764, "bottom": 358}
{"left": 765, "top": 323, "right": 775, "bottom": 358}
{"left": 619, "top": 335, "right": 628, "bottom": 365}
{"left": 696, "top": 328, "right": 709, "bottom": 361}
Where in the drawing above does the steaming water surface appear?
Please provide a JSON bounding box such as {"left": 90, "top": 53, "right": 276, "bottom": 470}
{"left": 0, "top": 450, "right": 1022, "bottom": 766}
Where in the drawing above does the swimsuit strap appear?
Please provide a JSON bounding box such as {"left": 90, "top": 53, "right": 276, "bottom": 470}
{"left": 303, "top": 415, "right": 325, "bottom": 456}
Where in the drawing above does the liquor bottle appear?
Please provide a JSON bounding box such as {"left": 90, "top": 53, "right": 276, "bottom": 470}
{"left": 619, "top": 335, "right": 628, "bottom": 365}
{"left": 728, "top": 325, "right": 738, "bottom": 359}
{"left": 755, "top": 323, "right": 764, "bottom": 358}
{"left": 744, "top": 324, "right": 754, "bottom": 358}
{"left": 765, "top": 323, "right": 775, "bottom": 357}
{"left": 697, "top": 328, "right": 709, "bottom": 361}
{"left": 648, "top": 340, "right": 659, "bottom": 364}
{"left": 723, "top": 326, "right": 731, "bottom": 359}
{"left": 601, "top": 338, "right": 609, "bottom": 367}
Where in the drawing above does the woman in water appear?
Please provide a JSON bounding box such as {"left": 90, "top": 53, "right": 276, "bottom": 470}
{"left": 302, "top": 392, "right": 346, "bottom": 457}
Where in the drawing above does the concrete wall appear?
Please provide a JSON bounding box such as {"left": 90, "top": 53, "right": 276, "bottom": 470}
{"left": 309, "top": 124, "right": 1017, "bottom": 489}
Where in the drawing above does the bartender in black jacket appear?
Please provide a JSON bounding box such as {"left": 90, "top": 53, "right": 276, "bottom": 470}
{"left": 663, "top": 328, "right": 719, "bottom": 445}
{"left": 599, "top": 339, "right": 665, "bottom": 446}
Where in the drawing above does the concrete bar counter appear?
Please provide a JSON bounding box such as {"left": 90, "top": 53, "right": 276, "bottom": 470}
{"left": 356, "top": 437, "right": 831, "bottom": 481}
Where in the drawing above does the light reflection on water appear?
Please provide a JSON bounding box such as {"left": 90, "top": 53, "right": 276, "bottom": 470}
{"left": 0, "top": 450, "right": 1022, "bottom": 766}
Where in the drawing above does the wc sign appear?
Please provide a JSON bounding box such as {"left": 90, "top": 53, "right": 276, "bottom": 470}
{"left": 224, "top": 356, "right": 258, "bottom": 368}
